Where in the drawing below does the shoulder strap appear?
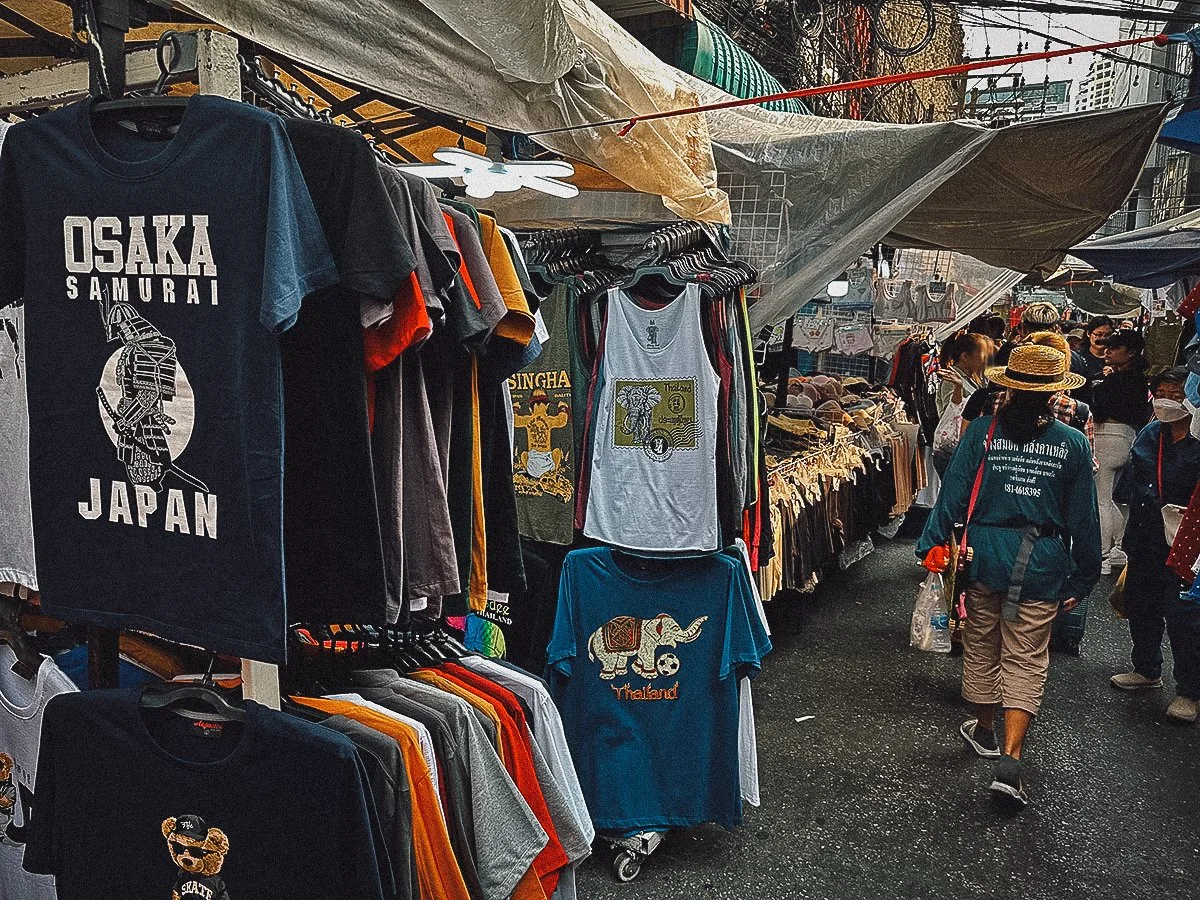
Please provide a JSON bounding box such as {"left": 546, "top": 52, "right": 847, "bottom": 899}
{"left": 961, "top": 417, "right": 998, "bottom": 555}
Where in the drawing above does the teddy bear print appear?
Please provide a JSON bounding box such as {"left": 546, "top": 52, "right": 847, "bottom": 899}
{"left": 162, "top": 815, "right": 232, "bottom": 900}
{"left": 0, "top": 753, "right": 15, "bottom": 842}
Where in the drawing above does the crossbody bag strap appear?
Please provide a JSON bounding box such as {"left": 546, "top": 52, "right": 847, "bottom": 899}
{"left": 960, "top": 417, "right": 998, "bottom": 559}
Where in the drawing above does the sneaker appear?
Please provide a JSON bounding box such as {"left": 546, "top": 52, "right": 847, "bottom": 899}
{"left": 1107, "top": 549, "right": 1128, "bottom": 568}
{"left": 960, "top": 719, "right": 1001, "bottom": 758}
{"left": 1166, "top": 696, "right": 1199, "bottom": 723}
{"left": 989, "top": 754, "right": 1029, "bottom": 808}
{"left": 1100, "top": 559, "right": 1112, "bottom": 576}
{"left": 1110, "top": 671, "right": 1164, "bottom": 691}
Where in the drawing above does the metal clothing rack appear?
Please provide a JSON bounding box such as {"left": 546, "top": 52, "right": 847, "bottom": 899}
{"left": 0, "top": 8, "right": 279, "bottom": 706}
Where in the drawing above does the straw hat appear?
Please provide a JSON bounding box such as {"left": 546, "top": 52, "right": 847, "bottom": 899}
{"left": 986, "top": 344, "right": 1085, "bottom": 392}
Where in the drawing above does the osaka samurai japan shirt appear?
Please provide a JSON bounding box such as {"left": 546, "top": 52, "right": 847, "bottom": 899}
{"left": 23, "top": 689, "right": 386, "bottom": 900}
{"left": 0, "top": 98, "right": 337, "bottom": 661}
{"left": 547, "top": 548, "right": 772, "bottom": 831}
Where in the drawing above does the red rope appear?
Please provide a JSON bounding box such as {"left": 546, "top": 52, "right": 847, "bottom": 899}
{"left": 526, "top": 33, "right": 1168, "bottom": 139}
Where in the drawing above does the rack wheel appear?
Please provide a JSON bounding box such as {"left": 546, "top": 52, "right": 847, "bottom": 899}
{"left": 614, "top": 851, "right": 642, "bottom": 883}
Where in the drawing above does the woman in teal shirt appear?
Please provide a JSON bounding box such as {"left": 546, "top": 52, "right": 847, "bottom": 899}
{"left": 918, "top": 341, "right": 1101, "bottom": 809}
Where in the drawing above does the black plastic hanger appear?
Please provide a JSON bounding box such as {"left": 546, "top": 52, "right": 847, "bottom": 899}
{"left": 0, "top": 594, "right": 42, "bottom": 681}
{"left": 139, "top": 654, "right": 247, "bottom": 722}
{"left": 90, "top": 31, "right": 190, "bottom": 124}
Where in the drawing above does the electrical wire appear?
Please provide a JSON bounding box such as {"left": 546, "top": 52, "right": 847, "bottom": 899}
{"left": 958, "top": 8, "right": 1185, "bottom": 80}
{"left": 525, "top": 31, "right": 1169, "bottom": 137}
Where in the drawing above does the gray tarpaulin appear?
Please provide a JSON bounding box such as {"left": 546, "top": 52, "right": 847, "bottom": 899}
{"left": 179, "top": 0, "right": 730, "bottom": 222}
{"left": 888, "top": 105, "right": 1170, "bottom": 276}
{"left": 694, "top": 78, "right": 1170, "bottom": 329}
{"left": 491, "top": 82, "right": 1167, "bottom": 331}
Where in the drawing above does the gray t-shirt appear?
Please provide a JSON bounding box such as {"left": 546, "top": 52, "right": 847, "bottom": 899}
{"left": 319, "top": 715, "right": 416, "bottom": 900}
{"left": 0, "top": 123, "right": 36, "bottom": 591}
{"left": 351, "top": 670, "right": 546, "bottom": 900}
{"left": 459, "top": 657, "right": 595, "bottom": 900}
{"left": 352, "top": 686, "right": 481, "bottom": 899}
{"left": 0, "top": 646, "right": 77, "bottom": 900}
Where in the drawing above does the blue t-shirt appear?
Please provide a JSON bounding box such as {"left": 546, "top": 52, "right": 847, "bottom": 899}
{"left": 0, "top": 97, "right": 337, "bottom": 662}
{"left": 547, "top": 548, "right": 771, "bottom": 831}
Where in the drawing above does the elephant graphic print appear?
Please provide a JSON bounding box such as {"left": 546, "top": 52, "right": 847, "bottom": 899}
{"left": 588, "top": 613, "right": 708, "bottom": 683}
{"left": 584, "top": 284, "right": 720, "bottom": 552}
{"left": 548, "top": 548, "right": 772, "bottom": 830}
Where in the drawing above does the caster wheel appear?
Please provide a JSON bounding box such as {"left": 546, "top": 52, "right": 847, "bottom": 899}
{"left": 614, "top": 851, "right": 642, "bottom": 883}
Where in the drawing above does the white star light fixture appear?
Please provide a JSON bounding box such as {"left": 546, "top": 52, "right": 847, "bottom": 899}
{"left": 397, "top": 148, "right": 579, "bottom": 200}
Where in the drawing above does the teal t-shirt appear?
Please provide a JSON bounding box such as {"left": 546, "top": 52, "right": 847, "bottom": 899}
{"left": 918, "top": 415, "right": 1102, "bottom": 603}
{"left": 547, "top": 548, "right": 770, "bottom": 831}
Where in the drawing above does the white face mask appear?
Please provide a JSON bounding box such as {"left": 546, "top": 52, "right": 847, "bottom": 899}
{"left": 1153, "top": 397, "right": 1191, "bottom": 423}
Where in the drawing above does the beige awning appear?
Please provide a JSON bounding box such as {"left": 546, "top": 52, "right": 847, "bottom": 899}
{"left": 178, "top": 0, "right": 730, "bottom": 223}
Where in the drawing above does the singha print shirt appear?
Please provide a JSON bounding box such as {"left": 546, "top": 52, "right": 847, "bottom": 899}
{"left": 547, "top": 548, "right": 771, "bottom": 831}
{"left": 0, "top": 98, "right": 337, "bottom": 661}
{"left": 23, "top": 689, "right": 386, "bottom": 900}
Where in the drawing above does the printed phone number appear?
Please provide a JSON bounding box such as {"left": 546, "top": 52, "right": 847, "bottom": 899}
{"left": 1004, "top": 483, "right": 1042, "bottom": 497}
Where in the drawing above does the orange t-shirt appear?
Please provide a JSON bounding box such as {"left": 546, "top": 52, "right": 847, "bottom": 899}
{"left": 292, "top": 696, "right": 471, "bottom": 900}
{"left": 420, "top": 669, "right": 568, "bottom": 896}
{"left": 478, "top": 214, "right": 535, "bottom": 346}
{"left": 363, "top": 271, "right": 432, "bottom": 428}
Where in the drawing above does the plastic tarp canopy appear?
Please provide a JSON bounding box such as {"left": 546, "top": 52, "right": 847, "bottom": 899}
{"left": 1070, "top": 208, "right": 1200, "bottom": 288}
{"left": 695, "top": 77, "right": 1171, "bottom": 329}
{"left": 178, "top": 0, "right": 730, "bottom": 223}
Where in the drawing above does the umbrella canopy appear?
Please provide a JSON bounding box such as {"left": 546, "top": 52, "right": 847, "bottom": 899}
{"left": 1071, "top": 208, "right": 1200, "bottom": 288}
{"left": 1158, "top": 108, "right": 1200, "bottom": 155}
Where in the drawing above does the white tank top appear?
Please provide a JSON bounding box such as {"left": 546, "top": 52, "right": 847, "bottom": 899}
{"left": 584, "top": 283, "right": 720, "bottom": 551}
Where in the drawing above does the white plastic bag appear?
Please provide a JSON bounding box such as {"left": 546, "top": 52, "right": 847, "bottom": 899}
{"left": 911, "top": 572, "right": 951, "bottom": 653}
{"left": 1163, "top": 503, "right": 1186, "bottom": 548}
{"left": 933, "top": 399, "right": 965, "bottom": 454}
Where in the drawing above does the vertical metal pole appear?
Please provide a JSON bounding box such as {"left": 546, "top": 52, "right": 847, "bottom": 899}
{"left": 87, "top": 626, "right": 120, "bottom": 689}
{"left": 775, "top": 315, "right": 795, "bottom": 409}
{"left": 196, "top": 29, "right": 282, "bottom": 710}
{"left": 85, "top": 0, "right": 131, "bottom": 98}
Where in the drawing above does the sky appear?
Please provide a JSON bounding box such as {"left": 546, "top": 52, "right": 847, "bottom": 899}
{"left": 962, "top": 12, "right": 1121, "bottom": 92}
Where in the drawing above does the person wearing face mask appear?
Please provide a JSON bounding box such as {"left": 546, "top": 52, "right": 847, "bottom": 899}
{"left": 1110, "top": 368, "right": 1200, "bottom": 723}
{"left": 1090, "top": 330, "right": 1151, "bottom": 575}
{"left": 1075, "top": 317, "right": 1114, "bottom": 390}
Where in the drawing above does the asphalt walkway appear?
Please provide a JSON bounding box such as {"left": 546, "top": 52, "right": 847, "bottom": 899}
{"left": 576, "top": 536, "right": 1200, "bottom": 900}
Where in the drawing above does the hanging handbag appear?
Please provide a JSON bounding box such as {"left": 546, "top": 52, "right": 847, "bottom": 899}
{"left": 951, "top": 418, "right": 999, "bottom": 624}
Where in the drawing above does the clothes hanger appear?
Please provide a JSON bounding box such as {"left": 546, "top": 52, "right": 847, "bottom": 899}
{"left": 139, "top": 652, "right": 247, "bottom": 722}
{"left": 0, "top": 593, "right": 42, "bottom": 680}
{"left": 89, "top": 31, "right": 190, "bottom": 123}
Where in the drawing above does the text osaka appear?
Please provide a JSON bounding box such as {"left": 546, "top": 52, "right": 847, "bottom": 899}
{"left": 62, "top": 215, "right": 219, "bottom": 306}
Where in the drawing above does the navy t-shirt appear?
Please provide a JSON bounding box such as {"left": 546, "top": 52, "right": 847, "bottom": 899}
{"left": 0, "top": 97, "right": 337, "bottom": 661}
{"left": 22, "top": 689, "right": 386, "bottom": 900}
{"left": 547, "top": 548, "right": 771, "bottom": 830}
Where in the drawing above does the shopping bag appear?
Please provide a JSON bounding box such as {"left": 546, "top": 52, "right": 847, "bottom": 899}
{"left": 1108, "top": 567, "right": 1128, "bottom": 620}
{"left": 932, "top": 399, "right": 965, "bottom": 455}
{"left": 911, "top": 572, "right": 951, "bottom": 653}
{"left": 1163, "top": 503, "right": 1186, "bottom": 548}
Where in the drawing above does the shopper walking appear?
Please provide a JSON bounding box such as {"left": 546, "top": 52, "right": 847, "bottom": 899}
{"left": 933, "top": 333, "right": 991, "bottom": 476}
{"left": 1076, "top": 317, "right": 1114, "bottom": 384}
{"left": 961, "top": 333, "right": 1094, "bottom": 453}
{"left": 1110, "top": 368, "right": 1200, "bottom": 723}
{"left": 1091, "top": 330, "right": 1151, "bottom": 574}
{"left": 994, "top": 302, "right": 1061, "bottom": 366}
{"left": 918, "top": 343, "right": 1100, "bottom": 808}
